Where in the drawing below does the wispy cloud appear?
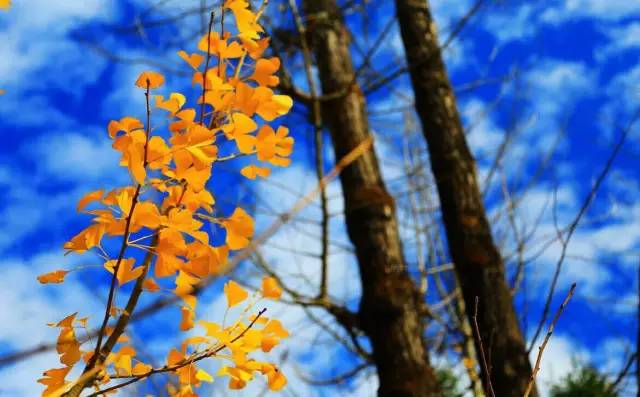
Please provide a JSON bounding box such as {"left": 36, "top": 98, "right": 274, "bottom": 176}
{"left": 541, "top": 0, "right": 640, "bottom": 24}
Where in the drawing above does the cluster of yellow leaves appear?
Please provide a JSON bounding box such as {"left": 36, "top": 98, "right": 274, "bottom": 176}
{"left": 37, "top": 1, "right": 292, "bottom": 395}
{"left": 37, "top": 314, "right": 84, "bottom": 395}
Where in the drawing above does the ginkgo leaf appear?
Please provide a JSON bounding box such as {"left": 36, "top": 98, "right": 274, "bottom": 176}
{"left": 224, "top": 280, "right": 248, "bottom": 308}
{"left": 51, "top": 312, "right": 77, "bottom": 328}
{"left": 263, "top": 365, "right": 287, "bottom": 391}
{"left": 37, "top": 367, "right": 71, "bottom": 396}
{"left": 77, "top": 189, "right": 104, "bottom": 212}
{"left": 147, "top": 136, "right": 171, "bottom": 170}
{"left": 263, "top": 319, "right": 289, "bottom": 338}
{"left": 226, "top": 112, "right": 257, "bottom": 154}
{"left": 131, "top": 201, "right": 162, "bottom": 231}
{"left": 156, "top": 92, "right": 186, "bottom": 114}
{"left": 242, "top": 37, "right": 270, "bottom": 59}
{"left": 64, "top": 223, "right": 106, "bottom": 253}
{"left": 180, "top": 306, "right": 195, "bottom": 331}
{"left": 257, "top": 94, "right": 293, "bottom": 121}
{"left": 218, "top": 365, "right": 252, "bottom": 389}
{"left": 108, "top": 116, "right": 144, "bottom": 139}
{"left": 196, "top": 368, "right": 214, "bottom": 383}
{"left": 112, "top": 345, "right": 137, "bottom": 376}
{"left": 177, "top": 50, "right": 205, "bottom": 70}
{"left": 104, "top": 258, "right": 144, "bottom": 285}
{"left": 132, "top": 362, "right": 153, "bottom": 376}
{"left": 261, "top": 336, "right": 279, "bottom": 352}
{"left": 261, "top": 277, "right": 282, "bottom": 299}
{"left": 135, "top": 71, "right": 165, "bottom": 89}
{"left": 154, "top": 253, "right": 180, "bottom": 278}
{"left": 175, "top": 270, "right": 199, "bottom": 299}
{"left": 240, "top": 164, "right": 270, "bottom": 180}
{"left": 57, "top": 327, "right": 81, "bottom": 366}
{"left": 226, "top": 0, "right": 263, "bottom": 40}
{"left": 37, "top": 270, "right": 68, "bottom": 284}
{"left": 167, "top": 348, "right": 184, "bottom": 366}
{"left": 143, "top": 277, "right": 160, "bottom": 292}
{"left": 0, "top": 0, "right": 10, "bottom": 10}
{"left": 129, "top": 143, "right": 146, "bottom": 185}
{"left": 222, "top": 207, "right": 254, "bottom": 250}
{"left": 250, "top": 58, "right": 280, "bottom": 87}
{"left": 197, "top": 32, "right": 245, "bottom": 58}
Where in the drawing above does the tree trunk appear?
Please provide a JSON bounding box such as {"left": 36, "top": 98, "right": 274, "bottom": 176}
{"left": 394, "top": 1, "right": 537, "bottom": 396}
{"left": 301, "top": 1, "right": 442, "bottom": 396}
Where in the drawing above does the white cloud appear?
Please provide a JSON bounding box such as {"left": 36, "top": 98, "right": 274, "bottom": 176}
{"left": 0, "top": 0, "right": 111, "bottom": 92}
{"left": 606, "top": 63, "right": 640, "bottom": 116}
{"left": 31, "top": 130, "right": 122, "bottom": 183}
{"left": 485, "top": 4, "right": 536, "bottom": 44}
{"left": 0, "top": 251, "right": 103, "bottom": 397}
{"left": 524, "top": 60, "right": 594, "bottom": 119}
{"left": 541, "top": 0, "right": 640, "bottom": 24}
{"left": 597, "top": 22, "right": 640, "bottom": 60}
{"left": 430, "top": 0, "right": 474, "bottom": 27}
{"left": 462, "top": 98, "right": 504, "bottom": 163}
{"left": 0, "top": 171, "right": 47, "bottom": 254}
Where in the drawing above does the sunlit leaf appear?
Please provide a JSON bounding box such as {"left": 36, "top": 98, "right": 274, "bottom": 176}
{"left": 37, "top": 270, "right": 68, "bottom": 284}
{"left": 261, "top": 277, "right": 282, "bottom": 299}
{"left": 135, "top": 71, "right": 165, "bottom": 89}
{"left": 224, "top": 280, "right": 248, "bottom": 308}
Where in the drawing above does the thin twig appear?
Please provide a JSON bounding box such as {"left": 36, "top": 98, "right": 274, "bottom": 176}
{"left": 86, "top": 308, "right": 268, "bottom": 396}
{"left": 528, "top": 111, "right": 638, "bottom": 352}
{"left": 472, "top": 297, "right": 495, "bottom": 397}
{"left": 199, "top": 11, "right": 215, "bottom": 125}
{"left": 524, "top": 283, "right": 576, "bottom": 397}
{"left": 286, "top": 0, "right": 330, "bottom": 300}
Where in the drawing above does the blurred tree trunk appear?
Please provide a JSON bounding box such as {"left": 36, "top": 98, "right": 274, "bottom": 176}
{"left": 301, "top": 1, "right": 442, "bottom": 396}
{"left": 394, "top": 1, "right": 538, "bottom": 396}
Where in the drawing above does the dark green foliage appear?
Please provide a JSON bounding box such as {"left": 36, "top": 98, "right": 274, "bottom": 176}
{"left": 436, "top": 368, "right": 464, "bottom": 397}
{"left": 550, "top": 364, "right": 618, "bottom": 397}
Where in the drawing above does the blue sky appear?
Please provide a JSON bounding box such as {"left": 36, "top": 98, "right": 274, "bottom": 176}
{"left": 1, "top": 1, "right": 639, "bottom": 396}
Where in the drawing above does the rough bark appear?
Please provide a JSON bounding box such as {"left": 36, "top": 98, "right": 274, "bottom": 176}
{"left": 394, "top": 0, "right": 538, "bottom": 396}
{"left": 301, "top": 1, "right": 442, "bottom": 396}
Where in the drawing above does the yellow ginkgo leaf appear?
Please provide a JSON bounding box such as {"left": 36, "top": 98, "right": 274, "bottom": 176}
{"left": 180, "top": 306, "right": 195, "bottom": 331}
{"left": 224, "top": 280, "right": 248, "bottom": 308}
{"left": 250, "top": 58, "right": 280, "bottom": 87}
{"left": 64, "top": 223, "right": 106, "bottom": 253}
{"left": 264, "top": 366, "right": 287, "bottom": 391}
{"left": 226, "top": 112, "right": 257, "bottom": 154}
{"left": 240, "top": 164, "right": 270, "bottom": 180}
{"left": 37, "top": 270, "right": 68, "bottom": 284}
{"left": 196, "top": 368, "right": 214, "bottom": 383}
{"left": 56, "top": 327, "right": 81, "bottom": 366}
{"left": 104, "top": 258, "right": 144, "bottom": 285}
{"left": 155, "top": 92, "right": 186, "bottom": 115}
{"left": 77, "top": 189, "right": 104, "bottom": 212}
{"left": 37, "top": 367, "right": 71, "bottom": 396}
{"left": 143, "top": 277, "right": 160, "bottom": 292}
{"left": 177, "top": 50, "right": 205, "bottom": 70}
{"left": 261, "top": 277, "right": 282, "bottom": 299}
{"left": 263, "top": 319, "right": 289, "bottom": 338}
{"left": 108, "top": 116, "right": 144, "bottom": 139}
{"left": 0, "top": 0, "right": 10, "bottom": 11}
{"left": 132, "top": 362, "right": 152, "bottom": 376}
{"left": 135, "top": 71, "right": 165, "bottom": 89}
{"left": 261, "top": 336, "right": 279, "bottom": 353}
{"left": 222, "top": 207, "right": 254, "bottom": 250}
